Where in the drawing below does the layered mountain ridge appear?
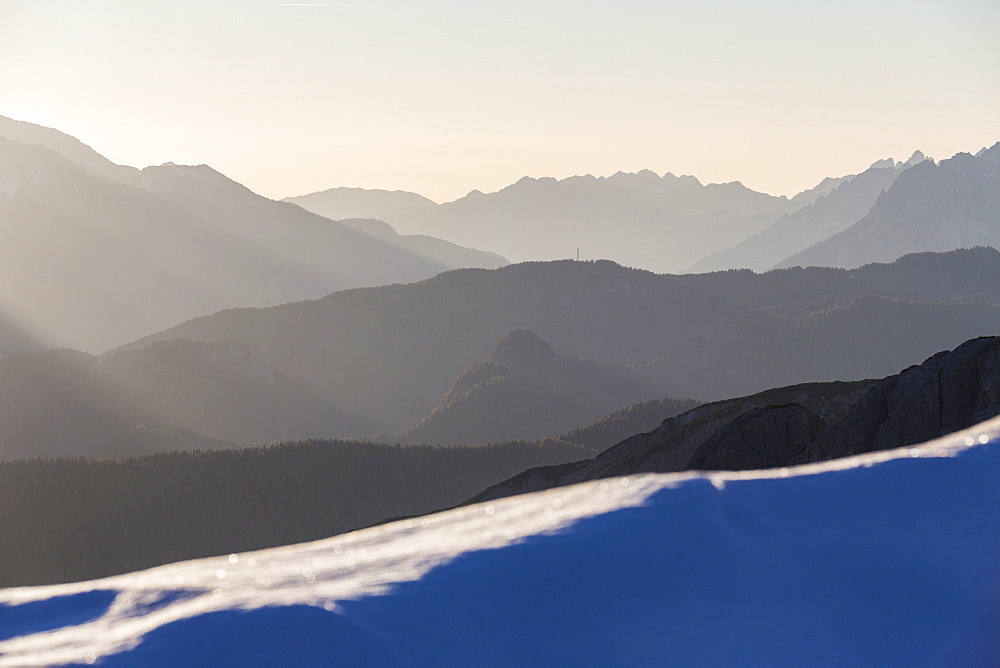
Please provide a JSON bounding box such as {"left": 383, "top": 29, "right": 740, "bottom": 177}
{"left": 470, "top": 336, "right": 1000, "bottom": 504}
{"left": 0, "top": 117, "right": 506, "bottom": 355}
{"left": 289, "top": 142, "right": 1000, "bottom": 274}
{"left": 688, "top": 156, "right": 917, "bottom": 272}
{"left": 125, "top": 249, "right": 1000, "bottom": 435}
{"left": 290, "top": 167, "right": 846, "bottom": 273}
{"left": 777, "top": 143, "right": 1000, "bottom": 269}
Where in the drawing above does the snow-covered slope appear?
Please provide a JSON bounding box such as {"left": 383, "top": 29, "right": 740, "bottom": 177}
{"left": 2, "top": 419, "right": 999, "bottom": 665}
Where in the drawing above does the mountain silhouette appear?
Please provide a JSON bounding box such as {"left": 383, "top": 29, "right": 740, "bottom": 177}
{"left": 395, "top": 329, "right": 664, "bottom": 445}
{"left": 776, "top": 143, "right": 1000, "bottom": 269}
{"left": 0, "top": 114, "right": 140, "bottom": 184}
{"left": 0, "top": 119, "right": 505, "bottom": 354}
{"left": 284, "top": 187, "right": 438, "bottom": 222}
{"left": 125, "top": 251, "right": 1000, "bottom": 438}
{"left": 0, "top": 338, "right": 370, "bottom": 459}
{"left": 291, "top": 170, "right": 844, "bottom": 273}
{"left": 688, "top": 155, "right": 918, "bottom": 272}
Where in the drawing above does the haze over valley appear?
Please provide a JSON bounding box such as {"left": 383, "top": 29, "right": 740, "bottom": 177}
{"left": 2, "top": 0, "right": 999, "bottom": 662}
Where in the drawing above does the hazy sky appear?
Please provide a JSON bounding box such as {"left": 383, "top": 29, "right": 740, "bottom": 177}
{"left": 2, "top": 0, "right": 998, "bottom": 202}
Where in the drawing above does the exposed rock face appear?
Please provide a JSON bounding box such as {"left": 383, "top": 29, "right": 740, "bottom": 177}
{"left": 688, "top": 404, "right": 826, "bottom": 471}
{"left": 466, "top": 380, "right": 872, "bottom": 504}
{"left": 794, "top": 336, "right": 1000, "bottom": 463}
{"left": 467, "top": 336, "right": 1000, "bottom": 505}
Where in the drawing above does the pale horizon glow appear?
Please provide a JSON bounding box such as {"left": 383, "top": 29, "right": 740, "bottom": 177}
{"left": 2, "top": 0, "right": 998, "bottom": 202}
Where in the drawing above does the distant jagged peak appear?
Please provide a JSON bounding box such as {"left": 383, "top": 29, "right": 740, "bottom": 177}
{"left": 607, "top": 168, "right": 660, "bottom": 182}
{"left": 867, "top": 150, "right": 929, "bottom": 171}
{"left": 513, "top": 175, "right": 557, "bottom": 188}
{"left": 663, "top": 171, "right": 702, "bottom": 188}
{"left": 976, "top": 141, "right": 1000, "bottom": 162}
{"left": 868, "top": 157, "right": 897, "bottom": 170}
{"left": 560, "top": 173, "right": 598, "bottom": 186}
{"left": 604, "top": 169, "right": 701, "bottom": 191}
{"left": 487, "top": 329, "right": 557, "bottom": 370}
{"left": 492, "top": 169, "right": 706, "bottom": 197}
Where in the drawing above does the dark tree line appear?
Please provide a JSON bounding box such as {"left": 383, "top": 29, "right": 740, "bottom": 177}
{"left": 0, "top": 438, "right": 590, "bottom": 587}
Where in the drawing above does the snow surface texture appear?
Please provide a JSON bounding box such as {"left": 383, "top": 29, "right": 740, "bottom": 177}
{"left": 2, "top": 420, "right": 999, "bottom": 666}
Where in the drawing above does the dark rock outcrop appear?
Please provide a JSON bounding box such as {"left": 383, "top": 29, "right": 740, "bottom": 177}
{"left": 794, "top": 336, "right": 1000, "bottom": 463}
{"left": 466, "top": 336, "right": 1000, "bottom": 505}
{"left": 466, "top": 380, "right": 872, "bottom": 504}
{"left": 688, "top": 404, "right": 826, "bottom": 471}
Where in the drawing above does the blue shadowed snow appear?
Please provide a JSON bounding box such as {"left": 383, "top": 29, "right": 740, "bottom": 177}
{"left": 1, "top": 423, "right": 999, "bottom": 666}
{"left": 102, "top": 606, "right": 401, "bottom": 666}
{"left": 0, "top": 590, "right": 116, "bottom": 642}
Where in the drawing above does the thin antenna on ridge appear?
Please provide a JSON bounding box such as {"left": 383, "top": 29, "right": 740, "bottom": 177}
{"left": 576, "top": 247, "right": 580, "bottom": 261}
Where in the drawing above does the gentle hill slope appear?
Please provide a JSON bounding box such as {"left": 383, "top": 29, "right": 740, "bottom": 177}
{"left": 0, "top": 339, "right": 365, "bottom": 459}
{"left": 283, "top": 187, "right": 439, "bottom": 222}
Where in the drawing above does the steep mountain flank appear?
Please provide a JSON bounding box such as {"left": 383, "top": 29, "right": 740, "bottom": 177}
{"left": 777, "top": 143, "right": 1000, "bottom": 269}
{"left": 0, "top": 114, "right": 140, "bottom": 184}
{"left": 689, "top": 158, "right": 913, "bottom": 272}
{"left": 0, "top": 124, "right": 503, "bottom": 354}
